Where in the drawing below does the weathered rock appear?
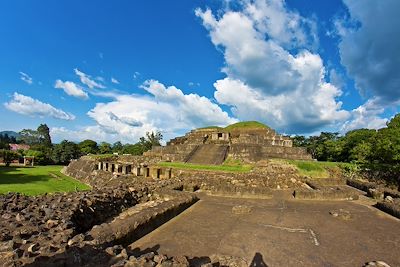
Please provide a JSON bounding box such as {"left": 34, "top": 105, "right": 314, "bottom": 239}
{"left": 368, "top": 188, "right": 384, "bottom": 200}
{"left": 232, "top": 205, "right": 252, "bottom": 214}
{"left": 67, "top": 233, "right": 85, "bottom": 246}
{"left": 364, "top": 261, "right": 391, "bottom": 267}
{"left": 46, "top": 219, "right": 59, "bottom": 229}
{"left": 329, "top": 209, "right": 352, "bottom": 220}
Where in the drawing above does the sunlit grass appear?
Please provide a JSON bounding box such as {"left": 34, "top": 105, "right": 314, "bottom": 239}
{"left": 157, "top": 161, "right": 253, "bottom": 172}
{"left": 284, "top": 160, "right": 351, "bottom": 178}
{"left": 0, "top": 165, "right": 90, "bottom": 196}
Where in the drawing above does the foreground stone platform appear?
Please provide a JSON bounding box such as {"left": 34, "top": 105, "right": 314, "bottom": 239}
{"left": 131, "top": 192, "right": 400, "bottom": 267}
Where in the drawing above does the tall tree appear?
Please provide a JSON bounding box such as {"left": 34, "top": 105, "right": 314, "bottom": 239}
{"left": 52, "top": 140, "right": 80, "bottom": 164}
{"left": 78, "top": 140, "right": 98, "bottom": 155}
{"left": 146, "top": 131, "right": 163, "bottom": 147}
{"left": 112, "top": 141, "right": 123, "bottom": 153}
{"left": 98, "top": 142, "right": 112, "bottom": 154}
{"left": 37, "top": 124, "right": 52, "bottom": 147}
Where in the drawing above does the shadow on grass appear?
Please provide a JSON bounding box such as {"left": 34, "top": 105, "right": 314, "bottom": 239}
{"left": 0, "top": 167, "right": 52, "bottom": 185}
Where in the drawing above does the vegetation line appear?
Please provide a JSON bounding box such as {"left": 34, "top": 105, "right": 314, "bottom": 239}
{"left": 157, "top": 161, "right": 253, "bottom": 172}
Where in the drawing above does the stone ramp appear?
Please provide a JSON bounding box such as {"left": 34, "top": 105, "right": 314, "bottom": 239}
{"left": 185, "top": 144, "right": 229, "bottom": 165}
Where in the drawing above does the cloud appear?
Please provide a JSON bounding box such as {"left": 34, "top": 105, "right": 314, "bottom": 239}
{"left": 19, "top": 72, "right": 33, "bottom": 84}
{"left": 74, "top": 68, "right": 105, "bottom": 89}
{"left": 80, "top": 80, "right": 237, "bottom": 143}
{"left": 188, "top": 82, "right": 200, "bottom": 87}
{"left": 54, "top": 79, "right": 89, "bottom": 99}
{"left": 341, "top": 98, "right": 388, "bottom": 132}
{"left": 133, "top": 72, "right": 140, "bottom": 79}
{"left": 51, "top": 126, "right": 111, "bottom": 143}
{"left": 4, "top": 93, "right": 75, "bottom": 120}
{"left": 111, "top": 77, "right": 120, "bottom": 84}
{"left": 338, "top": 0, "right": 400, "bottom": 105}
{"left": 196, "top": 0, "right": 349, "bottom": 134}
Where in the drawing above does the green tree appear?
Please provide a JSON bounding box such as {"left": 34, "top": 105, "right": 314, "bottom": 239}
{"left": 292, "top": 135, "right": 307, "bottom": 147}
{"left": 121, "top": 143, "right": 144, "bottom": 155}
{"left": 340, "top": 129, "right": 376, "bottom": 162}
{"left": 349, "top": 141, "right": 373, "bottom": 163}
{"left": 145, "top": 131, "right": 163, "bottom": 147}
{"left": 112, "top": 141, "right": 123, "bottom": 153}
{"left": 373, "top": 127, "right": 400, "bottom": 164}
{"left": 137, "top": 131, "right": 163, "bottom": 153}
{"left": 37, "top": 124, "right": 52, "bottom": 147}
{"left": 98, "top": 142, "right": 112, "bottom": 154}
{"left": 387, "top": 114, "right": 400, "bottom": 129}
{"left": 78, "top": 139, "right": 98, "bottom": 155}
{"left": 52, "top": 140, "right": 80, "bottom": 164}
{"left": 0, "top": 149, "right": 18, "bottom": 166}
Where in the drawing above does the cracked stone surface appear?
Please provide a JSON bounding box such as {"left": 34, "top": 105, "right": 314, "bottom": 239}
{"left": 130, "top": 192, "right": 400, "bottom": 267}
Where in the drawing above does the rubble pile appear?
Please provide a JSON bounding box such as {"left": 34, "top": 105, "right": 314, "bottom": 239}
{"left": 0, "top": 186, "right": 150, "bottom": 266}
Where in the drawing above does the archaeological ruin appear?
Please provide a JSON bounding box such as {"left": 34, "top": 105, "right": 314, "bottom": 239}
{"left": 144, "top": 122, "right": 312, "bottom": 163}
{"left": 1, "top": 122, "right": 400, "bottom": 267}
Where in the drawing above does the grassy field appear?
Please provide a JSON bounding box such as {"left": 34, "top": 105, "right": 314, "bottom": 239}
{"left": 285, "top": 159, "right": 350, "bottom": 178}
{"left": 157, "top": 161, "right": 253, "bottom": 173}
{"left": 0, "top": 165, "right": 90, "bottom": 196}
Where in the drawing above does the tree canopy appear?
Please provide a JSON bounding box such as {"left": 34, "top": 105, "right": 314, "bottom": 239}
{"left": 292, "top": 115, "right": 400, "bottom": 165}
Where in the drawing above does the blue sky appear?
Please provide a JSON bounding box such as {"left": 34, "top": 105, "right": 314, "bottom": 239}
{"left": 1, "top": 0, "right": 399, "bottom": 143}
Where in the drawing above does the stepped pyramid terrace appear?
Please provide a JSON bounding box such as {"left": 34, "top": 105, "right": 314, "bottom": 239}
{"left": 144, "top": 121, "right": 312, "bottom": 164}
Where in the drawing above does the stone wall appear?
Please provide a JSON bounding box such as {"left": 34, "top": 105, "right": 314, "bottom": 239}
{"left": 0, "top": 186, "right": 150, "bottom": 266}
{"left": 229, "top": 144, "right": 312, "bottom": 162}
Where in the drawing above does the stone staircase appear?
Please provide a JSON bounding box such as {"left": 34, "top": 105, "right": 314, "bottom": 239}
{"left": 186, "top": 144, "right": 229, "bottom": 165}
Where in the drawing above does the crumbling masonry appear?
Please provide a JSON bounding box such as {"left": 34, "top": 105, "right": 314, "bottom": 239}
{"left": 144, "top": 126, "right": 312, "bottom": 164}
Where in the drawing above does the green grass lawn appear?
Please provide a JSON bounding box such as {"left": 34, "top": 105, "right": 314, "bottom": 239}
{"left": 157, "top": 161, "right": 253, "bottom": 173}
{"left": 223, "top": 121, "right": 269, "bottom": 131}
{"left": 0, "top": 165, "right": 90, "bottom": 196}
{"left": 197, "top": 121, "right": 269, "bottom": 131}
{"left": 284, "top": 159, "right": 351, "bottom": 178}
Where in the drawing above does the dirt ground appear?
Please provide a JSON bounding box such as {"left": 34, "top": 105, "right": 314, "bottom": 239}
{"left": 130, "top": 191, "right": 400, "bottom": 267}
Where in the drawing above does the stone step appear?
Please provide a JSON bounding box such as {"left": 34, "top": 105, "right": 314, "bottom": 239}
{"left": 186, "top": 144, "right": 229, "bottom": 165}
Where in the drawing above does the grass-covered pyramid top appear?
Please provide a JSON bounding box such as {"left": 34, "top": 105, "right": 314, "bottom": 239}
{"left": 198, "top": 121, "right": 269, "bottom": 131}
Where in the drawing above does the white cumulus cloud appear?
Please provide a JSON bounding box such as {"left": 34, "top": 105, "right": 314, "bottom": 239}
{"left": 196, "top": 0, "right": 349, "bottom": 134}
{"left": 341, "top": 98, "right": 388, "bottom": 133}
{"left": 74, "top": 68, "right": 105, "bottom": 89}
{"left": 55, "top": 79, "right": 89, "bottom": 99}
{"left": 4, "top": 93, "right": 75, "bottom": 120}
{"left": 76, "top": 80, "right": 237, "bottom": 143}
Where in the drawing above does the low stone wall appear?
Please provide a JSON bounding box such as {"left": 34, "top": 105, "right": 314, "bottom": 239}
{"left": 347, "top": 178, "right": 400, "bottom": 200}
{"left": 294, "top": 186, "right": 359, "bottom": 200}
{"left": 347, "top": 179, "right": 377, "bottom": 192}
{"left": 86, "top": 190, "right": 198, "bottom": 248}
{"left": 206, "top": 185, "right": 273, "bottom": 199}
{"left": 376, "top": 199, "right": 400, "bottom": 219}
{"left": 306, "top": 178, "right": 346, "bottom": 190}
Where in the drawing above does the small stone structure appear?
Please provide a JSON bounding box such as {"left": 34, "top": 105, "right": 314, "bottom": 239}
{"left": 144, "top": 125, "right": 312, "bottom": 164}
{"left": 23, "top": 156, "right": 34, "bottom": 166}
{"left": 96, "top": 161, "right": 172, "bottom": 179}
